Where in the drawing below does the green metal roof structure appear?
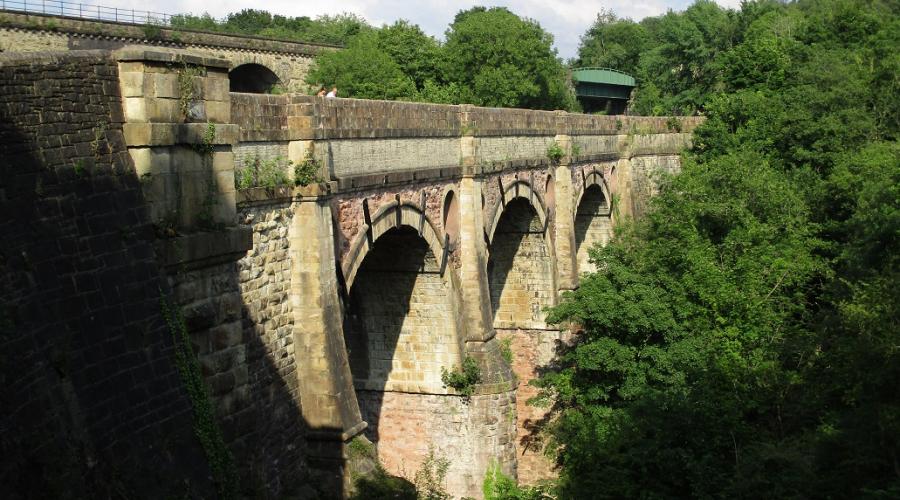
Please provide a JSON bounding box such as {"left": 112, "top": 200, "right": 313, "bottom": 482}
{"left": 572, "top": 67, "right": 636, "bottom": 101}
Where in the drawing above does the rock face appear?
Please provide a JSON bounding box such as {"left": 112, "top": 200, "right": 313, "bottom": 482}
{"left": 0, "top": 47, "right": 699, "bottom": 498}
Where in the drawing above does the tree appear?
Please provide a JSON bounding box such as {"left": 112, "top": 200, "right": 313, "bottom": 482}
{"left": 538, "top": 0, "right": 900, "bottom": 497}
{"left": 442, "top": 7, "right": 577, "bottom": 110}
{"left": 576, "top": 10, "right": 649, "bottom": 76}
{"left": 375, "top": 21, "right": 442, "bottom": 90}
{"left": 305, "top": 32, "right": 416, "bottom": 100}
{"left": 170, "top": 10, "right": 372, "bottom": 46}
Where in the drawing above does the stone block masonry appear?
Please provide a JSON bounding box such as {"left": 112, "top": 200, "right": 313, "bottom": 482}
{"left": 0, "top": 11, "right": 336, "bottom": 92}
{"left": 0, "top": 50, "right": 216, "bottom": 497}
{"left": 4, "top": 46, "right": 702, "bottom": 499}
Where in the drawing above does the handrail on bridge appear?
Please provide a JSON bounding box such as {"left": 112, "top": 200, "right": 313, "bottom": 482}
{"left": 0, "top": 0, "right": 173, "bottom": 26}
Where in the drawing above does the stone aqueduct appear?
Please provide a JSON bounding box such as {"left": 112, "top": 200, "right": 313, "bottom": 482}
{"left": 0, "top": 16, "right": 700, "bottom": 499}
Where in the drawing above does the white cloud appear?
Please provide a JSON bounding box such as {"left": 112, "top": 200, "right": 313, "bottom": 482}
{"left": 106, "top": 0, "right": 743, "bottom": 59}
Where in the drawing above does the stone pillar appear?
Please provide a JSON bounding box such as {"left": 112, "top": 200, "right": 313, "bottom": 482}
{"left": 552, "top": 112, "right": 578, "bottom": 292}
{"left": 456, "top": 105, "right": 500, "bottom": 343}
{"left": 117, "top": 49, "right": 239, "bottom": 232}
{"left": 289, "top": 186, "right": 366, "bottom": 489}
{"left": 615, "top": 130, "right": 636, "bottom": 220}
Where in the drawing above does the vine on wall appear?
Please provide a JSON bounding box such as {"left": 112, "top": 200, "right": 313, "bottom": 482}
{"left": 160, "top": 294, "right": 238, "bottom": 498}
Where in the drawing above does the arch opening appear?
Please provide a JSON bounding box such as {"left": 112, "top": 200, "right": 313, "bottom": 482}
{"left": 343, "top": 226, "right": 464, "bottom": 479}
{"left": 487, "top": 198, "right": 554, "bottom": 330}
{"left": 574, "top": 184, "right": 612, "bottom": 274}
{"left": 443, "top": 190, "right": 460, "bottom": 246}
{"left": 487, "top": 197, "right": 559, "bottom": 484}
{"left": 229, "top": 63, "right": 281, "bottom": 93}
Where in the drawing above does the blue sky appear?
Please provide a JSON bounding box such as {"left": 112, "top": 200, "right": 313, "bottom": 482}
{"left": 107, "top": 0, "right": 743, "bottom": 59}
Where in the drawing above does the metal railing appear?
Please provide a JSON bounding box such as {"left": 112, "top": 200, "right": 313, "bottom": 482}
{"left": 0, "top": 0, "right": 172, "bottom": 25}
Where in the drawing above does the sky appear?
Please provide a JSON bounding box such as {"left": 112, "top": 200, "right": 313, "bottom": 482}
{"left": 106, "top": 0, "right": 743, "bottom": 59}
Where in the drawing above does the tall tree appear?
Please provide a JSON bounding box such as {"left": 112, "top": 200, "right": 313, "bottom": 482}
{"left": 536, "top": 0, "right": 900, "bottom": 497}
{"left": 305, "top": 32, "right": 416, "bottom": 101}
{"left": 576, "top": 9, "right": 649, "bottom": 76}
{"left": 442, "top": 7, "right": 577, "bottom": 110}
{"left": 375, "top": 21, "right": 442, "bottom": 90}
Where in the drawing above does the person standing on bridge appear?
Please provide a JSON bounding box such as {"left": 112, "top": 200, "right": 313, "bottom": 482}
{"left": 326, "top": 86, "right": 338, "bottom": 98}
{"left": 316, "top": 86, "right": 327, "bottom": 97}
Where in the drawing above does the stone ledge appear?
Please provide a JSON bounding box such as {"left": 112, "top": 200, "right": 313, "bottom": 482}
{"left": 239, "top": 129, "right": 292, "bottom": 142}
{"left": 115, "top": 48, "right": 229, "bottom": 69}
{"left": 236, "top": 183, "right": 334, "bottom": 206}
{"left": 0, "top": 48, "right": 111, "bottom": 66}
{"left": 306, "top": 420, "right": 368, "bottom": 443}
{"left": 123, "top": 123, "right": 239, "bottom": 146}
{"left": 335, "top": 166, "right": 462, "bottom": 192}
{"left": 471, "top": 380, "right": 517, "bottom": 396}
{"left": 571, "top": 152, "right": 620, "bottom": 163}
{"left": 157, "top": 226, "right": 252, "bottom": 269}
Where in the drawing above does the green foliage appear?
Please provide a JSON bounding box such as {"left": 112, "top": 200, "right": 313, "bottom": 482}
{"left": 483, "top": 461, "right": 554, "bottom": 500}
{"left": 665, "top": 116, "right": 682, "bottom": 132}
{"left": 442, "top": 7, "right": 576, "bottom": 110}
{"left": 234, "top": 155, "right": 290, "bottom": 190}
{"left": 375, "top": 21, "right": 443, "bottom": 90}
{"left": 413, "top": 447, "right": 451, "bottom": 500}
{"left": 306, "top": 32, "right": 417, "bottom": 100}
{"left": 170, "top": 10, "right": 371, "bottom": 45}
{"left": 538, "top": 0, "right": 900, "bottom": 497}
{"left": 293, "top": 152, "right": 322, "bottom": 187}
{"left": 303, "top": 6, "right": 575, "bottom": 110}
{"left": 73, "top": 159, "right": 86, "bottom": 178}
{"left": 160, "top": 295, "right": 238, "bottom": 498}
{"left": 499, "top": 337, "right": 513, "bottom": 365}
{"left": 141, "top": 23, "right": 163, "bottom": 40}
{"left": 349, "top": 441, "right": 456, "bottom": 500}
{"left": 190, "top": 122, "right": 216, "bottom": 157}
{"left": 545, "top": 141, "right": 565, "bottom": 164}
{"left": 352, "top": 467, "right": 416, "bottom": 500}
{"left": 91, "top": 122, "right": 108, "bottom": 159}
{"left": 576, "top": 9, "right": 649, "bottom": 76}
{"left": 175, "top": 63, "right": 203, "bottom": 121}
{"left": 440, "top": 356, "right": 482, "bottom": 397}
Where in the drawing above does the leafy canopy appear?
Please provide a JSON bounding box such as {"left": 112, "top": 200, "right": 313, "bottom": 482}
{"left": 535, "top": 0, "right": 900, "bottom": 497}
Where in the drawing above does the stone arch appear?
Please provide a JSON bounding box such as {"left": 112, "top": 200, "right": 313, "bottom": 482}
{"left": 341, "top": 203, "right": 466, "bottom": 483}
{"left": 228, "top": 62, "right": 281, "bottom": 93}
{"left": 486, "top": 179, "right": 550, "bottom": 245}
{"left": 574, "top": 171, "right": 613, "bottom": 274}
{"left": 342, "top": 200, "right": 447, "bottom": 291}
{"left": 574, "top": 169, "right": 612, "bottom": 211}
{"left": 487, "top": 196, "right": 556, "bottom": 331}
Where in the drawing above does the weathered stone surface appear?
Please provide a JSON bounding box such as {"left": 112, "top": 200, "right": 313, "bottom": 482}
{"left": 0, "top": 49, "right": 214, "bottom": 497}
{"left": 496, "top": 328, "right": 570, "bottom": 485}
{"left": 0, "top": 11, "right": 331, "bottom": 92}
{"left": 3, "top": 45, "right": 699, "bottom": 500}
{"left": 358, "top": 389, "right": 517, "bottom": 499}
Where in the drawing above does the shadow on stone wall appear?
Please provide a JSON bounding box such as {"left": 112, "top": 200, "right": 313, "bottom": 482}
{"left": 488, "top": 198, "right": 541, "bottom": 326}
{"left": 0, "top": 52, "right": 343, "bottom": 498}
{"left": 0, "top": 82, "right": 214, "bottom": 496}
{"left": 343, "top": 227, "right": 426, "bottom": 445}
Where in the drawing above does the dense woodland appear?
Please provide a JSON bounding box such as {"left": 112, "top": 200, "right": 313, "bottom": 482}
{"left": 527, "top": 0, "right": 899, "bottom": 498}
{"left": 176, "top": 1, "right": 898, "bottom": 498}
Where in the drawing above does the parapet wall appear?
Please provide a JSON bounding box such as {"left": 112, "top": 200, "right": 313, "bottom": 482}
{"left": 0, "top": 11, "right": 337, "bottom": 91}
{"left": 229, "top": 94, "right": 701, "bottom": 183}
{"left": 0, "top": 11, "right": 335, "bottom": 55}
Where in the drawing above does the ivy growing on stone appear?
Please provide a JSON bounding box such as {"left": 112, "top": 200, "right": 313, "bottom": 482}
{"left": 159, "top": 294, "right": 238, "bottom": 499}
